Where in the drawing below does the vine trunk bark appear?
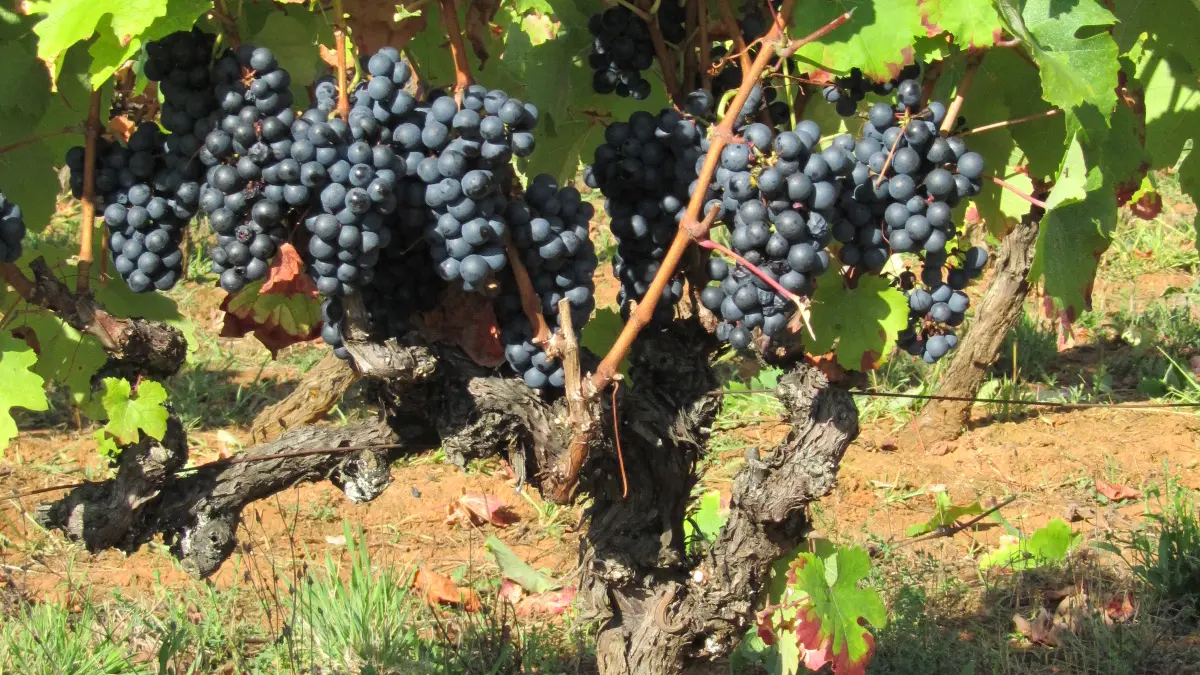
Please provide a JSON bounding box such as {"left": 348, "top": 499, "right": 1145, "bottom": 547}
{"left": 35, "top": 320, "right": 858, "bottom": 671}
{"left": 913, "top": 212, "right": 1042, "bottom": 445}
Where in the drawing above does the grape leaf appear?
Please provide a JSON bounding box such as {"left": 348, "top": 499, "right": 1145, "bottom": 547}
{"left": 807, "top": 274, "right": 909, "bottom": 372}
{"left": 1112, "top": 0, "right": 1200, "bottom": 72}
{"left": 782, "top": 547, "right": 887, "bottom": 675}
{"left": 29, "top": 0, "right": 171, "bottom": 81}
{"left": 13, "top": 311, "right": 106, "bottom": 407}
{"left": 787, "top": 0, "right": 925, "bottom": 81}
{"left": 1000, "top": 0, "right": 1119, "bottom": 119}
{"left": 683, "top": 489, "right": 728, "bottom": 553}
{"left": 220, "top": 274, "right": 322, "bottom": 357}
{"left": 918, "top": 0, "right": 1002, "bottom": 49}
{"left": 904, "top": 490, "right": 984, "bottom": 537}
{"left": 0, "top": 40, "right": 51, "bottom": 117}
{"left": 1029, "top": 134, "right": 1116, "bottom": 316}
{"left": 0, "top": 329, "right": 50, "bottom": 452}
{"left": 83, "top": 0, "right": 210, "bottom": 86}
{"left": 485, "top": 535, "right": 558, "bottom": 594}
{"left": 978, "top": 518, "right": 1081, "bottom": 570}
{"left": 580, "top": 306, "right": 629, "bottom": 377}
{"left": 99, "top": 377, "right": 169, "bottom": 443}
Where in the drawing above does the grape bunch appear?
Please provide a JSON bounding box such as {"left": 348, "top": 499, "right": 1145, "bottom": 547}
{"left": 836, "top": 81, "right": 983, "bottom": 269}
{"left": 292, "top": 105, "right": 404, "bottom": 299}
{"left": 497, "top": 175, "right": 598, "bottom": 390}
{"left": 587, "top": 2, "right": 686, "bottom": 100}
{"left": 697, "top": 120, "right": 835, "bottom": 348}
{"left": 66, "top": 124, "right": 190, "bottom": 292}
{"left": 822, "top": 63, "right": 921, "bottom": 117}
{"left": 196, "top": 44, "right": 296, "bottom": 293}
{"left": 897, "top": 246, "right": 988, "bottom": 363}
{"left": 411, "top": 86, "right": 539, "bottom": 291}
{"left": 143, "top": 29, "right": 216, "bottom": 220}
{"left": 584, "top": 108, "right": 705, "bottom": 323}
{"left": 0, "top": 191, "right": 26, "bottom": 263}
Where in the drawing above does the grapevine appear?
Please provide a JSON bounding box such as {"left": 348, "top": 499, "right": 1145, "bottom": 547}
{"left": 0, "top": 1, "right": 1191, "bottom": 675}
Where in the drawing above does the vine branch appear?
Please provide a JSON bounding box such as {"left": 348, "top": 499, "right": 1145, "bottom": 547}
{"left": 439, "top": 0, "right": 475, "bottom": 96}
{"left": 332, "top": 0, "right": 350, "bottom": 120}
{"left": 77, "top": 90, "right": 102, "bottom": 293}
{"left": 697, "top": 0, "right": 712, "bottom": 94}
{"left": 963, "top": 108, "right": 1061, "bottom": 135}
{"left": 773, "top": 9, "right": 854, "bottom": 66}
{"left": 988, "top": 174, "right": 1048, "bottom": 209}
{"left": 504, "top": 235, "right": 551, "bottom": 347}
{"left": 716, "top": 0, "right": 753, "bottom": 74}
{"left": 644, "top": 0, "right": 685, "bottom": 109}
{"left": 591, "top": 2, "right": 833, "bottom": 394}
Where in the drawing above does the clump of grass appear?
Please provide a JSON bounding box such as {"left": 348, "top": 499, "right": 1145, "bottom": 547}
{"left": 0, "top": 599, "right": 137, "bottom": 674}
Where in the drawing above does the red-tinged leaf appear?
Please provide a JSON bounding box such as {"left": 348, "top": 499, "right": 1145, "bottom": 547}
{"left": 411, "top": 566, "right": 482, "bottom": 611}
{"left": 498, "top": 579, "right": 524, "bottom": 605}
{"left": 515, "top": 587, "right": 576, "bottom": 616}
{"left": 780, "top": 547, "right": 887, "bottom": 675}
{"left": 261, "top": 243, "right": 319, "bottom": 296}
{"left": 1095, "top": 479, "right": 1141, "bottom": 502}
{"left": 1104, "top": 593, "right": 1136, "bottom": 623}
{"left": 220, "top": 276, "right": 322, "bottom": 357}
{"left": 444, "top": 493, "right": 517, "bottom": 528}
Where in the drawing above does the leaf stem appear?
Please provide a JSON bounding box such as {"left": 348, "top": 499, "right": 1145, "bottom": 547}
{"left": 716, "top": 0, "right": 753, "bottom": 74}
{"left": 697, "top": 237, "right": 798, "bottom": 304}
{"left": 963, "top": 108, "right": 1061, "bottom": 135}
{"left": 682, "top": 0, "right": 698, "bottom": 93}
{"left": 0, "top": 128, "right": 75, "bottom": 158}
{"left": 503, "top": 235, "right": 551, "bottom": 347}
{"left": 988, "top": 174, "right": 1048, "bottom": 209}
{"left": 439, "top": 0, "right": 475, "bottom": 96}
{"left": 77, "top": 90, "right": 102, "bottom": 293}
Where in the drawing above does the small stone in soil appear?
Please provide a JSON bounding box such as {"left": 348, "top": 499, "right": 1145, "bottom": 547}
{"left": 411, "top": 487, "right": 421, "bottom": 498}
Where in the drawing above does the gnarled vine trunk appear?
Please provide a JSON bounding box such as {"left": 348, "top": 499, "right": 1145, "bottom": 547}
{"left": 36, "top": 318, "right": 857, "bottom": 672}
{"left": 914, "top": 211, "right": 1042, "bottom": 444}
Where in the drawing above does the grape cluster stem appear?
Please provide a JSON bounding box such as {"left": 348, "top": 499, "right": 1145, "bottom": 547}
{"left": 696, "top": 0, "right": 712, "bottom": 93}
{"left": 696, "top": 233, "right": 814, "bottom": 338}
{"left": 503, "top": 233, "right": 553, "bottom": 349}
{"left": 439, "top": 0, "right": 476, "bottom": 98}
{"left": 940, "top": 56, "right": 981, "bottom": 136}
{"left": 964, "top": 108, "right": 1061, "bottom": 135}
{"left": 76, "top": 90, "right": 102, "bottom": 294}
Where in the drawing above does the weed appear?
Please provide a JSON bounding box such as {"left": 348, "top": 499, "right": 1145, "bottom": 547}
{"left": 0, "top": 599, "right": 138, "bottom": 674}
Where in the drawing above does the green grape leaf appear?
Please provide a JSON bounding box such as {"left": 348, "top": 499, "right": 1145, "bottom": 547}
{"left": 0, "top": 39, "right": 98, "bottom": 231}
{"left": 1001, "top": 0, "right": 1119, "bottom": 119}
{"left": 99, "top": 377, "right": 169, "bottom": 443}
{"left": 918, "top": 0, "right": 1002, "bottom": 49}
{"left": 85, "top": 0, "right": 211, "bottom": 86}
{"left": 807, "top": 274, "right": 910, "bottom": 372}
{"left": 978, "top": 518, "right": 1081, "bottom": 570}
{"left": 28, "top": 0, "right": 176, "bottom": 81}
{"left": 683, "top": 490, "right": 728, "bottom": 553}
{"left": 485, "top": 535, "right": 558, "bottom": 594}
{"left": 787, "top": 0, "right": 925, "bottom": 81}
{"left": 1029, "top": 134, "right": 1116, "bottom": 317}
{"left": 0, "top": 40, "right": 51, "bottom": 117}
{"left": 580, "top": 306, "right": 629, "bottom": 377}
{"left": 13, "top": 311, "right": 107, "bottom": 407}
{"left": 904, "top": 491, "right": 984, "bottom": 537}
{"left": 0, "top": 329, "right": 50, "bottom": 452}
{"left": 1112, "top": 0, "right": 1200, "bottom": 72}
{"left": 777, "top": 547, "right": 887, "bottom": 675}
{"left": 93, "top": 427, "right": 121, "bottom": 462}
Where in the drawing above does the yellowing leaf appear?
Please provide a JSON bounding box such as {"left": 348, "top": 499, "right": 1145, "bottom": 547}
{"left": 787, "top": 0, "right": 925, "bottom": 81}
{"left": 807, "top": 274, "right": 910, "bottom": 372}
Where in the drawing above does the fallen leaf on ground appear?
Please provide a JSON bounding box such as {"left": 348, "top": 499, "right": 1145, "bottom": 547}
{"left": 412, "top": 567, "right": 481, "bottom": 611}
{"left": 1095, "top": 479, "right": 1141, "bottom": 502}
{"left": 445, "top": 493, "right": 516, "bottom": 528}
{"left": 498, "top": 579, "right": 523, "bottom": 605}
{"left": 1104, "top": 593, "right": 1136, "bottom": 624}
{"left": 516, "top": 587, "right": 576, "bottom": 616}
